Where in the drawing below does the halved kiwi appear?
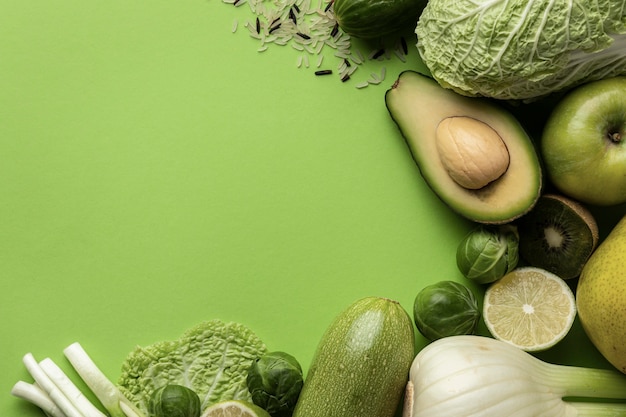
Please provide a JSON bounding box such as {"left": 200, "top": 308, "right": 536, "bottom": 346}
{"left": 516, "top": 194, "right": 599, "bottom": 280}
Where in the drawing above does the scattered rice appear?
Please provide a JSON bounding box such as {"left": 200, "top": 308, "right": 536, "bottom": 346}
{"left": 220, "top": 0, "right": 413, "bottom": 86}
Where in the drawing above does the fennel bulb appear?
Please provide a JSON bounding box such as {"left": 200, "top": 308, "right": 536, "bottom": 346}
{"left": 415, "top": 0, "right": 626, "bottom": 100}
{"left": 405, "top": 335, "right": 626, "bottom": 417}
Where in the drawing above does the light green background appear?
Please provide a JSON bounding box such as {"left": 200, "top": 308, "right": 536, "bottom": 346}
{"left": 0, "top": 1, "right": 615, "bottom": 415}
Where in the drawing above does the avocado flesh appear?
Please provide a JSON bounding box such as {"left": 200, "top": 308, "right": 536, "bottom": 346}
{"left": 385, "top": 71, "right": 542, "bottom": 224}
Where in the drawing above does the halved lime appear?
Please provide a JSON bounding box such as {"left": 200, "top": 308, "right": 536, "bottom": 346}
{"left": 483, "top": 266, "right": 576, "bottom": 351}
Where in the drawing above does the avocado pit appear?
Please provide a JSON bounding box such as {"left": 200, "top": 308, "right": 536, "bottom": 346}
{"left": 435, "top": 116, "right": 510, "bottom": 190}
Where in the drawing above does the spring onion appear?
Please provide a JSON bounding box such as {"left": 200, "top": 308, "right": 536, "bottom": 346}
{"left": 63, "top": 342, "right": 146, "bottom": 417}
{"left": 11, "top": 343, "right": 147, "bottom": 417}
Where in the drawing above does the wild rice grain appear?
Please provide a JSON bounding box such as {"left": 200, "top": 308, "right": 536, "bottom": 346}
{"left": 401, "top": 37, "right": 408, "bottom": 55}
{"left": 370, "top": 48, "right": 385, "bottom": 60}
{"left": 315, "top": 69, "right": 333, "bottom": 75}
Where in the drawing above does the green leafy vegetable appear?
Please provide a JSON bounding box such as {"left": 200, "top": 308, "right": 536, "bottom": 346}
{"left": 118, "top": 320, "right": 267, "bottom": 415}
{"left": 246, "top": 351, "right": 303, "bottom": 417}
{"left": 415, "top": 0, "right": 626, "bottom": 100}
{"left": 149, "top": 385, "right": 201, "bottom": 417}
{"left": 456, "top": 225, "right": 519, "bottom": 284}
{"left": 412, "top": 280, "right": 480, "bottom": 341}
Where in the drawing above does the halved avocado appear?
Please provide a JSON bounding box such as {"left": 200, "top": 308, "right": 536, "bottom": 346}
{"left": 385, "top": 71, "right": 542, "bottom": 224}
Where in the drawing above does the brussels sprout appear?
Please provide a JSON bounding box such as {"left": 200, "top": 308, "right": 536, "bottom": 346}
{"left": 246, "top": 351, "right": 303, "bottom": 417}
{"left": 456, "top": 225, "right": 519, "bottom": 284}
{"left": 413, "top": 280, "right": 480, "bottom": 341}
{"left": 149, "top": 384, "right": 201, "bottom": 417}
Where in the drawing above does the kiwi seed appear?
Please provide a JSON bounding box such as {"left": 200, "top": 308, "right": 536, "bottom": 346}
{"left": 516, "top": 194, "right": 599, "bottom": 280}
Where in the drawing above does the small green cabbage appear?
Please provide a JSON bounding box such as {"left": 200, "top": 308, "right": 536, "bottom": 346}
{"left": 246, "top": 351, "right": 303, "bottom": 417}
{"left": 117, "top": 320, "right": 267, "bottom": 415}
{"left": 413, "top": 281, "right": 480, "bottom": 341}
{"left": 456, "top": 225, "right": 519, "bottom": 284}
{"left": 149, "top": 385, "right": 201, "bottom": 417}
{"left": 416, "top": 0, "right": 626, "bottom": 100}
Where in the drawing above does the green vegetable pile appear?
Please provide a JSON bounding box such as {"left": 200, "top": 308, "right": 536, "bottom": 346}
{"left": 9, "top": 2, "right": 626, "bottom": 417}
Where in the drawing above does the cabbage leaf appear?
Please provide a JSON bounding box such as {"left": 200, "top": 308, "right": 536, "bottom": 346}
{"left": 117, "top": 320, "right": 267, "bottom": 414}
{"left": 416, "top": 0, "right": 626, "bottom": 100}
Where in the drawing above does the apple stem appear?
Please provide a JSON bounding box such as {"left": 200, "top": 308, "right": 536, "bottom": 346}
{"left": 610, "top": 132, "right": 622, "bottom": 143}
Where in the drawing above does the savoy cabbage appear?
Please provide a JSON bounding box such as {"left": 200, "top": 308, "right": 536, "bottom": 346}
{"left": 117, "top": 320, "right": 267, "bottom": 414}
{"left": 415, "top": 0, "right": 626, "bottom": 100}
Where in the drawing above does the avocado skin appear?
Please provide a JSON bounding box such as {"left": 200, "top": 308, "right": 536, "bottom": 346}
{"left": 385, "top": 71, "right": 542, "bottom": 224}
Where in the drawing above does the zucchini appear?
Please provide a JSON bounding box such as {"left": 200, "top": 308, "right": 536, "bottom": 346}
{"left": 293, "top": 297, "right": 415, "bottom": 417}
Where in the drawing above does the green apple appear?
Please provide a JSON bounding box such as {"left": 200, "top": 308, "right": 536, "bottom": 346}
{"left": 541, "top": 77, "right": 626, "bottom": 206}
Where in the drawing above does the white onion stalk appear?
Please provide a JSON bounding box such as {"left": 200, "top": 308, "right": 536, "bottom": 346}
{"left": 63, "top": 342, "right": 146, "bottom": 417}
{"left": 405, "top": 335, "right": 626, "bottom": 417}
{"left": 11, "top": 381, "right": 66, "bottom": 417}
{"left": 39, "top": 357, "right": 107, "bottom": 417}
{"left": 12, "top": 344, "right": 147, "bottom": 417}
{"left": 21, "top": 353, "right": 83, "bottom": 417}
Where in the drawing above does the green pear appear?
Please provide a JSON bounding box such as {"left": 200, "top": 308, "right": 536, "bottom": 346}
{"left": 577, "top": 215, "right": 626, "bottom": 373}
